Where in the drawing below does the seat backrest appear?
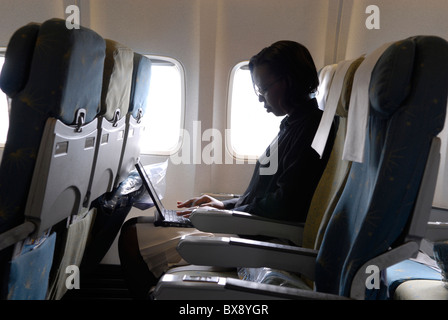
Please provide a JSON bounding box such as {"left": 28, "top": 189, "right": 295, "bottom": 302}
{"left": 0, "top": 18, "right": 105, "bottom": 299}
{"left": 79, "top": 52, "right": 151, "bottom": 273}
{"left": 315, "top": 36, "right": 448, "bottom": 297}
{"left": 86, "top": 39, "right": 133, "bottom": 204}
{"left": 312, "top": 56, "right": 365, "bottom": 250}
{"left": 115, "top": 53, "right": 152, "bottom": 186}
{"left": 0, "top": 18, "right": 105, "bottom": 235}
{"left": 302, "top": 57, "right": 363, "bottom": 251}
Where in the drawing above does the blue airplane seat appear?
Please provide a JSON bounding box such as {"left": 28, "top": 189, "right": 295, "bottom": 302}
{"left": 81, "top": 52, "right": 152, "bottom": 273}
{"left": 0, "top": 19, "right": 104, "bottom": 234}
{"left": 0, "top": 18, "right": 105, "bottom": 299}
{"left": 315, "top": 36, "right": 448, "bottom": 298}
{"left": 86, "top": 39, "right": 133, "bottom": 205}
{"left": 128, "top": 53, "right": 152, "bottom": 126}
{"left": 385, "top": 258, "right": 442, "bottom": 299}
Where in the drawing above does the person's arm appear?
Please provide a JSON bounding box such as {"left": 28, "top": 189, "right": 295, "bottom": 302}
{"left": 221, "top": 197, "right": 239, "bottom": 210}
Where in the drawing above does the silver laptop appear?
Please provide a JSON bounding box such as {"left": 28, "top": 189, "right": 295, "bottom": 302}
{"left": 135, "top": 161, "right": 193, "bottom": 227}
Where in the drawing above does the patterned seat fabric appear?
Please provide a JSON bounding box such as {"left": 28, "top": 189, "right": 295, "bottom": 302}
{"left": 0, "top": 18, "right": 105, "bottom": 234}
{"left": 315, "top": 36, "right": 448, "bottom": 297}
{"left": 86, "top": 39, "right": 133, "bottom": 204}
{"left": 0, "top": 18, "right": 105, "bottom": 299}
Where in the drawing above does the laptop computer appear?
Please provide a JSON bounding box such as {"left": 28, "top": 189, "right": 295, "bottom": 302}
{"left": 135, "top": 161, "right": 193, "bottom": 228}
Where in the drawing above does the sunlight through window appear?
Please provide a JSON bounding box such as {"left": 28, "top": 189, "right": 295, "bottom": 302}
{"left": 139, "top": 57, "right": 184, "bottom": 155}
{"left": 228, "top": 62, "right": 284, "bottom": 159}
{"left": 0, "top": 56, "right": 9, "bottom": 146}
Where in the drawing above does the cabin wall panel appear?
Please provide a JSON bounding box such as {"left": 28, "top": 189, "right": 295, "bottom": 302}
{"left": 0, "top": 0, "right": 65, "bottom": 46}
{"left": 342, "top": 0, "right": 448, "bottom": 59}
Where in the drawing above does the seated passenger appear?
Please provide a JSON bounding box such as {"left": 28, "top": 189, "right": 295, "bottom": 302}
{"left": 177, "top": 40, "right": 335, "bottom": 222}
{"left": 119, "top": 40, "right": 335, "bottom": 299}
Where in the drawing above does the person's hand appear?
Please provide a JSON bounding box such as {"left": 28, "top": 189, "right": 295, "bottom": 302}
{"left": 176, "top": 195, "right": 224, "bottom": 217}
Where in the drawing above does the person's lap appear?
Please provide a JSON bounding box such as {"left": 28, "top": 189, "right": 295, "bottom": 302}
{"left": 118, "top": 215, "right": 211, "bottom": 299}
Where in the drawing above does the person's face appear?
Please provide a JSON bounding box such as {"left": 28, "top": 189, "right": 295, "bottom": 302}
{"left": 252, "top": 64, "right": 289, "bottom": 116}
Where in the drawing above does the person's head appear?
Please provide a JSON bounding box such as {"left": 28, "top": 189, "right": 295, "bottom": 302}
{"left": 249, "top": 40, "right": 319, "bottom": 116}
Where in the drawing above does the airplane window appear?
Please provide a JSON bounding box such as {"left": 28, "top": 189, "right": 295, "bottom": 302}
{"left": 139, "top": 56, "right": 184, "bottom": 155}
{"left": 0, "top": 54, "right": 8, "bottom": 147}
{"left": 227, "top": 62, "right": 284, "bottom": 159}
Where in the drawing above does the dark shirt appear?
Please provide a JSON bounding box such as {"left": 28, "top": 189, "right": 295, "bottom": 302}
{"left": 222, "top": 98, "right": 336, "bottom": 223}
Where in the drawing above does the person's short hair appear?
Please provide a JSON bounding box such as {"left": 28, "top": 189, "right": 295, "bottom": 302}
{"left": 249, "top": 40, "right": 319, "bottom": 105}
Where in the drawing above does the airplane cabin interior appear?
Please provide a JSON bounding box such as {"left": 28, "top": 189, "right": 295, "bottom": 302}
{"left": 0, "top": 0, "right": 448, "bottom": 308}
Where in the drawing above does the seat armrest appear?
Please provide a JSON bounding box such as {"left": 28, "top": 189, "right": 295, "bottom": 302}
{"left": 0, "top": 221, "right": 36, "bottom": 252}
{"left": 153, "top": 274, "right": 349, "bottom": 300}
{"left": 189, "top": 208, "right": 304, "bottom": 245}
{"left": 177, "top": 236, "right": 317, "bottom": 280}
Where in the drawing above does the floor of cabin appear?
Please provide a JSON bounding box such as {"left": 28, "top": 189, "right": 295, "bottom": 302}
{"left": 62, "top": 264, "right": 132, "bottom": 300}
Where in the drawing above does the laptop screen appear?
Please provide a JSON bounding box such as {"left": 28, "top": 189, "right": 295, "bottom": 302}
{"left": 135, "top": 161, "right": 165, "bottom": 219}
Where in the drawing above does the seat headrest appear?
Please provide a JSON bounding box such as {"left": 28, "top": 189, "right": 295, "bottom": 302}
{"left": 337, "top": 56, "right": 364, "bottom": 118}
{"left": 0, "top": 23, "right": 40, "bottom": 97}
{"left": 316, "top": 64, "right": 337, "bottom": 110}
{"left": 1, "top": 18, "right": 106, "bottom": 125}
{"left": 312, "top": 58, "right": 363, "bottom": 158}
{"left": 101, "top": 39, "right": 134, "bottom": 122}
{"left": 369, "top": 39, "right": 415, "bottom": 117}
{"left": 129, "top": 53, "right": 152, "bottom": 120}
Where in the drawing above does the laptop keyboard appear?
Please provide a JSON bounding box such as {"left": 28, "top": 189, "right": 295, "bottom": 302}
{"left": 164, "top": 209, "right": 191, "bottom": 224}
